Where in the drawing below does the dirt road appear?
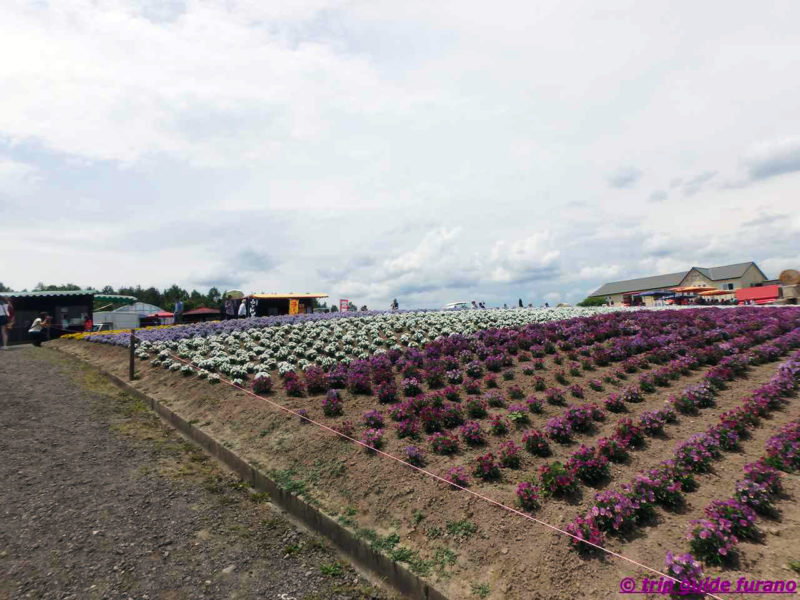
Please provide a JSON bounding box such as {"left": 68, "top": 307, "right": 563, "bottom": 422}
{"left": 0, "top": 346, "right": 389, "bottom": 600}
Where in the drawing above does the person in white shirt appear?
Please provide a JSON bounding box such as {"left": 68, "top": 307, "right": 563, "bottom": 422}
{"left": 237, "top": 300, "right": 247, "bottom": 319}
{"left": 29, "top": 312, "right": 51, "bottom": 347}
{"left": 0, "top": 298, "right": 10, "bottom": 349}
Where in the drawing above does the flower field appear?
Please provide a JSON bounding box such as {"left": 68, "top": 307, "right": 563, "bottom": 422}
{"left": 60, "top": 306, "right": 800, "bottom": 599}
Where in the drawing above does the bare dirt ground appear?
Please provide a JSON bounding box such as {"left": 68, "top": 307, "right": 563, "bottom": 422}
{"left": 0, "top": 346, "right": 391, "bottom": 600}
{"left": 55, "top": 336, "right": 800, "bottom": 600}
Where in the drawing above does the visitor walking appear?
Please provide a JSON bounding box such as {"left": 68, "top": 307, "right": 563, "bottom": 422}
{"left": 225, "top": 298, "right": 235, "bottom": 320}
{"left": 0, "top": 296, "right": 11, "bottom": 349}
{"left": 29, "top": 312, "right": 51, "bottom": 347}
{"left": 237, "top": 300, "right": 247, "bottom": 319}
{"left": 391, "top": 299, "right": 399, "bottom": 310}
{"left": 518, "top": 298, "right": 523, "bottom": 308}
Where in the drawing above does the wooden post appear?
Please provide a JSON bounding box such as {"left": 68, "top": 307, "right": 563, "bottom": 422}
{"left": 129, "top": 329, "right": 135, "bottom": 381}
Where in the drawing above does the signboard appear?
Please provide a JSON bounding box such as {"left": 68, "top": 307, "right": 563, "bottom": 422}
{"left": 339, "top": 299, "right": 349, "bottom": 312}
{"left": 289, "top": 299, "right": 300, "bottom": 315}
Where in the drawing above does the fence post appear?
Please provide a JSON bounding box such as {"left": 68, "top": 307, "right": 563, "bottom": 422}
{"left": 129, "top": 329, "right": 135, "bottom": 381}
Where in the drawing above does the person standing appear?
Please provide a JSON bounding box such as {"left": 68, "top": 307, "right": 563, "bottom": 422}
{"left": 83, "top": 314, "right": 93, "bottom": 331}
{"left": 237, "top": 299, "right": 247, "bottom": 319}
{"left": 29, "top": 312, "right": 51, "bottom": 347}
{"left": 0, "top": 296, "right": 11, "bottom": 349}
{"left": 174, "top": 299, "right": 184, "bottom": 324}
{"left": 518, "top": 298, "right": 523, "bottom": 308}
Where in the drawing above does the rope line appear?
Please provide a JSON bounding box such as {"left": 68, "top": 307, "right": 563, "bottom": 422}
{"left": 142, "top": 334, "right": 726, "bottom": 599}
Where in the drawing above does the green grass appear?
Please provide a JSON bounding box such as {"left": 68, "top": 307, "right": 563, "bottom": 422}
{"left": 789, "top": 560, "right": 800, "bottom": 574}
{"left": 471, "top": 583, "right": 490, "bottom": 598}
{"left": 446, "top": 519, "right": 477, "bottom": 539}
{"left": 319, "top": 562, "right": 344, "bottom": 577}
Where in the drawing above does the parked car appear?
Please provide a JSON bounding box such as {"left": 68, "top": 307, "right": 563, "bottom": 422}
{"left": 442, "top": 302, "right": 470, "bottom": 310}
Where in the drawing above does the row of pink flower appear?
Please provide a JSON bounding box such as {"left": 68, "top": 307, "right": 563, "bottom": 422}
{"left": 665, "top": 417, "right": 799, "bottom": 584}
{"left": 565, "top": 346, "right": 800, "bottom": 554}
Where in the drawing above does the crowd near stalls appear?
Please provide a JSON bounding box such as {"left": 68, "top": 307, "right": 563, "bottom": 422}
{"left": 221, "top": 293, "right": 329, "bottom": 319}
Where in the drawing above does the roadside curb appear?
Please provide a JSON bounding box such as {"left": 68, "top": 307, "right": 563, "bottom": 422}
{"left": 57, "top": 347, "right": 449, "bottom": 600}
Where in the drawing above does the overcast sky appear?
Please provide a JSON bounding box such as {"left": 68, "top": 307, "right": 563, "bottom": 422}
{"left": 2, "top": 0, "right": 799, "bottom": 308}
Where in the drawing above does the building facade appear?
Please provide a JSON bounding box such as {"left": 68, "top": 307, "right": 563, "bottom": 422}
{"left": 590, "top": 262, "right": 768, "bottom": 306}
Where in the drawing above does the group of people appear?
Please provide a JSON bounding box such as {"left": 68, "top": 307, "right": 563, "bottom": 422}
{"left": 222, "top": 297, "right": 250, "bottom": 320}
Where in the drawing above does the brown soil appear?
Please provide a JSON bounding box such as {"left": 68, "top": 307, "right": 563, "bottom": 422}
{"left": 55, "top": 340, "right": 800, "bottom": 600}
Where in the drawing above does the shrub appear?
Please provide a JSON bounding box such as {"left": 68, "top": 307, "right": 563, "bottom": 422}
{"left": 588, "top": 379, "right": 604, "bottom": 391}
{"left": 614, "top": 418, "right": 645, "bottom": 448}
{"left": 484, "top": 391, "right": 506, "bottom": 408}
{"left": 283, "top": 372, "right": 306, "bottom": 397}
{"left": 463, "top": 378, "right": 481, "bottom": 395}
{"left": 357, "top": 409, "right": 383, "bottom": 429}
{"left": 569, "top": 384, "right": 584, "bottom": 399}
{"left": 545, "top": 416, "right": 572, "bottom": 443}
{"left": 402, "top": 378, "right": 423, "bottom": 396}
{"left": 604, "top": 394, "right": 626, "bottom": 413}
{"left": 395, "top": 418, "right": 420, "bottom": 439}
{"left": 734, "top": 479, "right": 776, "bottom": 515}
{"left": 489, "top": 414, "right": 510, "bottom": 436}
{"left": 304, "top": 366, "right": 329, "bottom": 394}
{"left": 564, "top": 404, "right": 593, "bottom": 432}
{"left": 362, "top": 428, "right": 385, "bottom": 451}
{"left": 567, "top": 445, "right": 609, "bottom": 484}
{"left": 545, "top": 387, "right": 566, "bottom": 406}
{"left": 484, "top": 374, "right": 499, "bottom": 388}
{"left": 473, "top": 452, "right": 501, "bottom": 480}
{"left": 516, "top": 481, "right": 540, "bottom": 510}
{"left": 687, "top": 518, "right": 737, "bottom": 565}
{"left": 322, "top": 389, "right": 343, "bottom": 416}
{"left": 764, "top": 422, "right": 800, "bottom": 472}
{"left": 674, "top": 434, "right": 716, "bottom": 473}
{"left": 252, "top": 373, "right": 273, "bottom": 394}
{"left": 596, "top": 436, "right": 628, "bottom": 462}
{"left": 403, "top": 445, "right": 426, "bottom": 467}
{"left": 742, "top": 461, "right": 783, "bottom": 496}
{"left": 507, "top": 403, "right": 530, "bottom": 426}
{"left": 445, "top": 466, "right": 469, "bottom": 488}
{"left": 376, "top": 381, "right": 398, "bottom": 404}
{"left": 429, "top": 432, "right": 459, "bottom": 454}
{"left": 664, "top": 552, "right": 704, "bottom": 589}
{"left": 555, "top": 370, "right": 569, "bottom": 385}
{"left": 420, "top": 406, "right": 444, "bottom": 434}
{"left": 465, "top": 397, "right": 488, "bottom": 418}
{"left": 539, "top": 461, "right": 577, "bottom": 497}
{"left": 507, "top": 384, "right": 524, "bottom": 400}
{"left": 499, "top": 440, "right": 522, "bottom": 468}
{"left": 620, "top": 386, "right": 644, "bottom": 403}
{"left": 639, "top": 409, "right": 667, "bottom": 436}
{"left": 591, "top": 490, "right": 637, "bottom": 533}
{"left": 565, "top": 515, "right": 604, "bottom": 553}
{"left": 440, "top": 403, "right": 465, "bottom": 428}
{"left": 532, "top": 376, "right": 546, "bottom": 391}
{"left": 704, "top": 499, "right": 757, "bottom": 540}
{"left": 526, "top": 396, "right": 544, "bottom": 413}
{"left": 460, "top": 421, "right": 485, "bottom": 445}
{"left": 443, "top": 385, "right": 461, "bottom": 402}
{"left": 522, "top": 429, "right": 551, "bottom": 456}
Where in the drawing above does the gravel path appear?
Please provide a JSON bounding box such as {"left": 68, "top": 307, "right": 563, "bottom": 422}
{"left": 0, "top": 347, "right": 390, "bottom": 600}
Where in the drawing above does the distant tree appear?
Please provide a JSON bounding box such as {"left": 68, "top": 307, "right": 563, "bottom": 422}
{"left": 34, "top": 282, "right": 83, "bottom": 291}
{"left": 101, "top": 285, "right": 116, "bottom": 294}
{"left": 0, "top": 282, "right": 12, "bottom": 292}
{"left": 577, "top": 296, "right": 607, "bottom": 307}
{"left": 207, "top": 287, "right": 221, "bottom": 304}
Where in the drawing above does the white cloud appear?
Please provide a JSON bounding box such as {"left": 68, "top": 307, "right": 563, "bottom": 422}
{"left": 0, "top": 157, "right": 40, "bottom": 196}
{"left": 1, "top": 1, "right": 799, "bottom": 306}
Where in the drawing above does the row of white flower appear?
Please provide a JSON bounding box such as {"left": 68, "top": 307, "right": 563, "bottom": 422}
{"left": 139, "top": 306, "right": 631, "bottom": 376}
